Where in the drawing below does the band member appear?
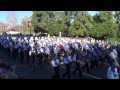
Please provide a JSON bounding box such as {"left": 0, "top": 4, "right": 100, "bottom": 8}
{"left": 102, "top": 46, "right": 111, "bottom": 64}
{"left": 82, "top": 48, "right": 90, "bottom": 73}
{"left": 92, "top": 47, "right": 99, "bottom": 68}
{"left": 99, "top": 47, "right": 107, "bottom": 67}
{"left": 30, "top": 47, "right": 37, "bottom": 71}
{"left": 51, "top": 55, "right": 60, "bottom": 79}
{"left": 63, "top": 52, "right": 71, "bottom": 79}
{"left": 44, "top": 51, "right": 49, "bottom": 65}
{"left": 26, "top": 47, "right": 30, "bottom": 63}
{"left": 12, "top": 46, "right": 16, "bottom": 60}
{"left": 107, "top": 61, "right": 119, "bottom": 79}
{"left": 87, "top": 49, "right": 95, "bottom": 69}
{"left": 109, "top": 47, "right": 119, "bottom": 67}
{"left": 6, "top": 45, "right": 11, "bottom": 56}
{"left": 19, "top": 48, "right": 24, "bottom": 64}
{"left": 37, "top": 48, "right": 44, "bottom": 69}
{"left": 73, "top": 50, "right": 82, "bottom": 77}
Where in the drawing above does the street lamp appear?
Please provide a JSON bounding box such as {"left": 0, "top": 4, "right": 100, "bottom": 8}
{"left": 21, "top": 26, "right": 23, "bottom": 34}
{"left": 2, "top": 26, "right": 5, "bottom": 33}
{"left": 28, "top": 20, "right": 32, "bottom": 35}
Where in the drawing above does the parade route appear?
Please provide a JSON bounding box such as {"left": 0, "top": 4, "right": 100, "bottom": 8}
{"left": 1, "top": 49, "right": 118, "bottom": 79}
{"left": 0, "top": 11, "right": 120, "bottom": 80}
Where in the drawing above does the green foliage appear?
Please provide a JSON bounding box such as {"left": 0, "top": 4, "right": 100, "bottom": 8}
{"left": 31, "top": 11, "right": 120, "bottom": 40}
{"left": 68, "top": 11, "right": 93, "bottom": 37}
{"left": 22, "top": 16, "right": 34, "bottom": 34}
{"left": 91, "top": 11, "right": 119, "bottom": 39}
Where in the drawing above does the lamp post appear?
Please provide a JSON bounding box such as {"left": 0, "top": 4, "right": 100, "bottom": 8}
{"left": 28, "top": 20, "right": 32, "bottom": 35}
{"left": 2, "top": 26, "right": 5, "bottom": 33}
{"left": 21, "top": 26, "right": 23, "bottom": 34}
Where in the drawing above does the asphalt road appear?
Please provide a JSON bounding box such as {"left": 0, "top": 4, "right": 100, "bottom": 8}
{"left": 1, "top": 50, "right": 119, "bottom": 79}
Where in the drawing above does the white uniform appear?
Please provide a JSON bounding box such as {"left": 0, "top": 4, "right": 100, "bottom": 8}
{"left": 64, "top": 56, "right": 71, "bottom": 64}
{"left": 68, "top": 55, "right": 72, "bottom": 62}
{"left": 52, "top": 59, "right": 59, "bottom": 67}
{"left": 54, "top": 46, "right": 58, "bottom": 55}
{"left": 75, "top": 43, "right": 78, "bottom": 49}
{"left": 109, "top": 52, "right": 119, "bottom": 67}
{"left": 40, "top": 48, "right": 44, "bottom": 53}
{"left": 113, "top": 49, "right": 118, "bottom": 58}
{"left": 73, "top": 54, "right": 77, "bottom": 61}
{"left": 64, "top": 44, "right": 69, "bottom": 51}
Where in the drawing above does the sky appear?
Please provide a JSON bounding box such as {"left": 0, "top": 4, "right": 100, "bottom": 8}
{"left": 88, "top": 11, "right": 98, "bottom": 16}
{"left": 0, "top": 11, "right": 33, "bottom": 25}
{"left": 0, "top": 11, "right": 98, "bottom": 25}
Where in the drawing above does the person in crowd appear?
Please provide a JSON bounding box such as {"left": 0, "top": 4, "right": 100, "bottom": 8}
{"left": 107, "top": 61, "right": 119, "bottom": 79}
{"left": 51, "top": 55, "right": 60, "bottom": 79}
{"left": 0, "top": 34, "right": 120, "bottom": 79}
{"left": 63, "top": 52, "right": 71, "bottom": 79}
{"left": 87, "top": 49, "right": 95, "bottom": 69}
{"left": 2, "top": 74, "right": 8, "bottom": 79}
{"left": 7, "top": 66, "right": 18, "bottom": 79}
{"left": 26, "top": 47, "right": 30, "bottom": 64}
{"left": 44, "top": 50, "right": 50, "bottom": 65}
{"left": 81, "top": 49, "right": 90, "bottom": 73}
{"left": 37, "top": 48, "right": 44, "bottom": 69}
{"left": 0, "top": 68, "right": 3, "bottom": 79}
{"left": 109, "top": 47, "right": 119, "bottom": 67}
{"left": 30, "top": 47, "right": 37, "bottom": 71}
{"left": 73, "top": 50, "right": 82, "bottom": 78}
{"left": 19, "top": 48, "right": 24, "bottom": 64}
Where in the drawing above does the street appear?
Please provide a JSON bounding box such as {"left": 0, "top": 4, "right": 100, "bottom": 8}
{"left": 1, "top": 49, "right": 118, "bottom": 79}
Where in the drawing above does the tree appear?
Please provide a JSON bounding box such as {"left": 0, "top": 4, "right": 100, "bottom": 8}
{"left": 48, "top": 11, "right": 69, "bottom": 36}
{"left": 68, "top": 11, "right": 93, "bottom": 37}
{"left": 91, "top": 11, "right": 118, "bottom": 39}
{"left": 22, "top": 16, "right": 33, "bottom": 34}
{"left": 32, "top": 11, "right": 68, "bottom": 36}
{"left": 6, "top": 11, "right": 18, "bottom": 30}
{"left": 31, "top": 11, "right": 119, "bottom": 39}
{"left": 114, "top": 11, "right": 120, "bottom": 38}
{"left": 32, "top": 11, "right": 48, "bottom": 34}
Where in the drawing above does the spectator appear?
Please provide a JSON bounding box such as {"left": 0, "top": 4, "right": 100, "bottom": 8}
{"left": 7, "top": 66, "right": 18, "bottom": 79}
{"left": 0, "top": 68, "right": 3, "bottom": 79}
{"left": 2, "top": 74, "right": 8, "bottom": 79}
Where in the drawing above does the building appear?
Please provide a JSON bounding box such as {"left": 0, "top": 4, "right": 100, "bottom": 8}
{"left": 6, "top": 30, "right": 20, "bottom": 34}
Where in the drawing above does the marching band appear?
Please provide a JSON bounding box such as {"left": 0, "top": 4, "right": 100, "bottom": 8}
{"left": 0, "top": 34, "right": 120, "bottom": 79}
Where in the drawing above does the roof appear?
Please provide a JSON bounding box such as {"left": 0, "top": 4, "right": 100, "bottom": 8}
{"left": 6, "top": 31, "right": 20, "bottom": 34}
